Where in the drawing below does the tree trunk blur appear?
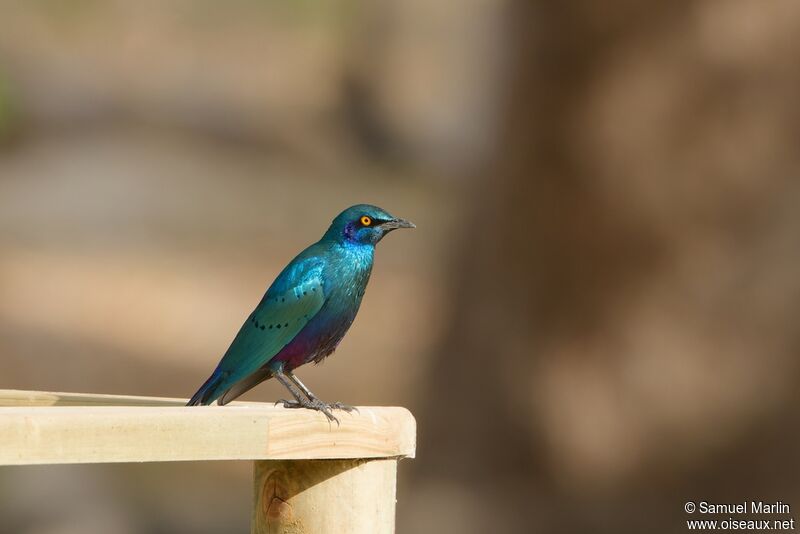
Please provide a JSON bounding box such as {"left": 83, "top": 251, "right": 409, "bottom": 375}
{"left": 407, "top": 1, "right": 800, "bottom": 533}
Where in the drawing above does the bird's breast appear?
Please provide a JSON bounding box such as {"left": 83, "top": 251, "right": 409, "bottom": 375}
{"left": 276, "top": 243, "right": 374, "bottom": 368}
{"left": 319, "top": 245, "right": 374, "bottom": 332}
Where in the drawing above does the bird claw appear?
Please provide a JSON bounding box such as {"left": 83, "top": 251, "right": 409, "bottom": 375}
{"left": 275, "top": 399, "right": 303, "bottom": 409}
{"left": 328, "top": 401, "right": 359, "bottom": 413}
{"left": 275, "top": 398, "right": 340, "bottom": 424}
{"left": 318, "top": 406, "right": 340, "bottom": 425}
{"left": 307, "top": 399, "right": 340, "bottom": 424}
{"left": 312, "top": 401, "right": 361, "bottom": 424}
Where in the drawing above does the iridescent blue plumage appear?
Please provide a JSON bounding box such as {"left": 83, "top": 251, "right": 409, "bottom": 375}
{"left": 187, "top": 204, "right": 414, "bottom": 422}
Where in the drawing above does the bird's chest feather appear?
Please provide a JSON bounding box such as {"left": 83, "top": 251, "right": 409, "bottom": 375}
{"left": 324, "top": 245, "right": 373, "bottom": 313}
{"left": 280, "top": 244, "right": 374, "bottom": 367}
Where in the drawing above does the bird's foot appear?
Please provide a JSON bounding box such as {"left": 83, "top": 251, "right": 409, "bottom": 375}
{"left": 328, "top": 401, "right": 359, "bottom": 413}
{"left": 306, "top": 396, "right": 359, "bottom": 415}
{"left": 275, "top": 399, "right": 304, "bottom": 409}
{"left": 276, "top": 397, "right": 340, "bottom": 424}
{"left": 307, "top": 400, "right": 359, "bottom": 424}
{"left": 307, "top": 398, "right": 340, "bottom": 425}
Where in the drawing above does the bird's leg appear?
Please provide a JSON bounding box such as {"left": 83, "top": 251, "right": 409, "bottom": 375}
{"left": 274, "top": 369, "right": 339, "bottom": 424}
{"left": 284, "top": 371, "right": 317, "bottom": 401}
{"left": 286, "top": 371, "right": 358, "bottom": 414}
{"left": 273, "top": 370, "right": 310, "bottom": 406}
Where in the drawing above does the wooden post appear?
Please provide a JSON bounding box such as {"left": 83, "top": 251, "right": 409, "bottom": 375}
{"left": 252, "top": 459, "right": 398, "bottom": 534}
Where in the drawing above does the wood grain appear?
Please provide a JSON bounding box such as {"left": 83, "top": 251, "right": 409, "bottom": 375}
{"left": 252, "top": 459, "right": 398, "bottom": 534}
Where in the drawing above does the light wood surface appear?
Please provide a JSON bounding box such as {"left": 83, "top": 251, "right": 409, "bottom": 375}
{"left": 252, "top": 459, "right": 398, "bottom": 534}
{"left": 0, "top": 389, "right": 416, "bottom": 465}
{"left": 0, "top": 388, "right": 190, "bottom": 407}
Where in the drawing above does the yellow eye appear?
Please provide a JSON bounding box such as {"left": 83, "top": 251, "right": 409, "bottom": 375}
{"left": 360, "top": 215, "right": 372, "bottom": 226}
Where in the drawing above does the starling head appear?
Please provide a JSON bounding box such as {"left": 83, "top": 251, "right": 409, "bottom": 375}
{"left": 323, "top": 204, "right": 415, "bottom": 246}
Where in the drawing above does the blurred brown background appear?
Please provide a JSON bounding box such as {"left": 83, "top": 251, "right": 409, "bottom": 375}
{"left": 1, "top": 1, "right": 800, "bottom": 533}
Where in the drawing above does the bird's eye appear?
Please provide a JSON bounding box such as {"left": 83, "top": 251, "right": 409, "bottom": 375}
{"left": 360, "top": 215, "right": 372, "bottom": 226}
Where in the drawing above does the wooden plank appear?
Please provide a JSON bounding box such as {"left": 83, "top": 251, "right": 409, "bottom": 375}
{"left": 252, "top": 459, "right": 398, "bottom": 534}
{"left": 0, "top": 389, "right": 190, "bottom": 407}
{"left": 0, "top": 390, "right": 416, "bottom": 465}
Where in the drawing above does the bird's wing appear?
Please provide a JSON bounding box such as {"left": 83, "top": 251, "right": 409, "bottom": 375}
{"left": 215, "top": 258, "right": 327, "bottom": 386}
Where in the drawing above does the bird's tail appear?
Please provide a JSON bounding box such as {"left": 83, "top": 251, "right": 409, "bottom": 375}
{"left": 186, "top": 370, "right": 227, "bottom": 406}
{"left": 218, "top": 367, "right": 273, "bottom": 405}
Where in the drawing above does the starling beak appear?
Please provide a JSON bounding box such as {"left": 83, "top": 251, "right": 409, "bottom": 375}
{"left": 380, "top": 218, "right": 416, "bottom": 230}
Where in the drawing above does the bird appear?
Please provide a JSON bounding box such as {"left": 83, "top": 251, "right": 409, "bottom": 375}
{"left": 187, "top": 204, "right": 415, "bottom": 423}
